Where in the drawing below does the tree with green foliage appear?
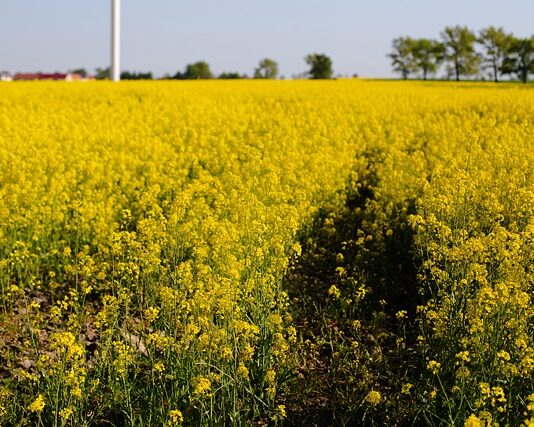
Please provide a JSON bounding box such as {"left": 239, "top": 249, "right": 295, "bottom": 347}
{"left": 412, "top": 39, "right": 445, "bottom": 80}
{"left": 254, "top": 58, "right": 279, "bottom": 79}
{"left": 501, "top": 36, "right": 534, "bottom": 83}
{"left": 388, "top": 37, "right": 417, "bottom": 80}
{"left": 305, "top": 53, "right": 333, "bottom": 79}
{"left": 478, "top": 26, "right": 514, "bottom": 82}
{"left": 120, "top": 71, "right": 153, "bottom": 80}
{"left": 441, "top": 26, "right": 480, "bottom": 81}
{"left": 174, "top": 61, "right": 213, "bottom": 80}
{"left": 185, "top": 61, "right": 212, "bottom": 79}
{"left": 94, "top": 67, "right": 110, "bottom": 80}
{"left": 218, "top": 72, "right": 246, "bottom": 79}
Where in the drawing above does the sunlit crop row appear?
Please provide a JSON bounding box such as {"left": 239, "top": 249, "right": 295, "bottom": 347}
{"left": 317, "top": 82, "right": 534, "bottom": 425}
{"left": 0, "top": 80, "right": 533, "bottom": 426}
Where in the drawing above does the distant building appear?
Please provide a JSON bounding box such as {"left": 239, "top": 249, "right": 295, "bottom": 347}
{"left": 40, "top": 73, "right": 68, "bottom": 80}
{"left": 12, "top": 72, "right": 94, "bottom": 81}
{"left": 14, "top": 73, "right": 42, "bottom": 80}
{"left": 0, "top": 71, "right": 13, "bottom": 81}
{"left": 66, "top": 73, "right": 82, "bottom": 81}
{"left": 66, "top": 73, "right": 94, "bottom": 81}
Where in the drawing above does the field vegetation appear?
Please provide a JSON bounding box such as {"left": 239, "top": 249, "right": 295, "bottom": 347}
{"left": 0, "top": 80, "right": 533, "bottom": 426}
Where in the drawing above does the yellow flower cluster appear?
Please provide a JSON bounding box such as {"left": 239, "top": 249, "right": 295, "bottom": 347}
{"left": 168, "top": 409, "right": 183, "bottom": 425}
{"left": 27, "top": 394, "right": 45, "bottom": 413}
{"left": 365, "top": 390, "right": 382, "bottom": 405}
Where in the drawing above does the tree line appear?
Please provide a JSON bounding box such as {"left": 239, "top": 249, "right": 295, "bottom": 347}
{"left": 389, "top": 25, "right": 534, "bottom": 82}
{"left": 88, "top": 54, "right": 334, "bottom": 81}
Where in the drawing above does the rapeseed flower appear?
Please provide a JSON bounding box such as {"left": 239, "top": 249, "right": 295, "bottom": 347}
{"left": 27, "top": 394, "right": 45, "bottom": 413}
{"left": 365, "top": 390, "right": 382, "bottom": 405}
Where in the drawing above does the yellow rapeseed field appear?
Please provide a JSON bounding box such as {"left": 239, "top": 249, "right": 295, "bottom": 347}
{"left": 0, "top": 80, "right": 533, "bottom": 426}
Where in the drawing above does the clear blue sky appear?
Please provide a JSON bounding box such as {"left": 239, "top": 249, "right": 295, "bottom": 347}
{"left": 1, "top": 0, "right": 533, "bottom": 78}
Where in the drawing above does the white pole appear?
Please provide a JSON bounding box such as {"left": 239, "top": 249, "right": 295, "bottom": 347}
{"left": 111, "top": 0, "right": 121, "bottom": 81}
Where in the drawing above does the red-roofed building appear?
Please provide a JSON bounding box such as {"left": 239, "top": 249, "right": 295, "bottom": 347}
{"left": 38, "top": 73, "right": 68, "bottom": 80}
{"left": 13, "top": 72, "right": 92, "bottom": 81}
{"left": 13, "top": 73, "right": 41, "bottom": 80}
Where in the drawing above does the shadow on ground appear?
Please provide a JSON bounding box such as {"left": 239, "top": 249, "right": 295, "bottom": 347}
{"left": 282, "top": 163, "right": 423, "bottom": 426}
